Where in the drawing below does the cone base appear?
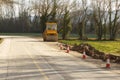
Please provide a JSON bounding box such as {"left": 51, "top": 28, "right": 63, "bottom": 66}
{"left": 106, "top": 64, "right": 111, "bottom": 68}
{"left": 82, "top": 55, "right": 86, "bottom": 59}
{"left": 66, "top": 50, "right": 69, "bottom": 53}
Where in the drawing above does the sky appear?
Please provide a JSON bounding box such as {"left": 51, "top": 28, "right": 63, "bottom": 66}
{"left": 6, "top": 0, "right": 119, "bottom": 17}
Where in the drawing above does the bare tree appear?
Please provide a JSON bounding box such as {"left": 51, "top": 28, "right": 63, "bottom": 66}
{"left": 31, "top": 0, "right": 60, "bottom": 32}
{"left": 108, "top": 0, "right": 120, "bottom": 40}
{"left": 75, "top": 0, "right": 88, "bottom": 40}
{"left": 90, "top": 0, "right": 109, "bottom": 40}
{"left": 0, "top": 0, "right": 14, "bottom": 4}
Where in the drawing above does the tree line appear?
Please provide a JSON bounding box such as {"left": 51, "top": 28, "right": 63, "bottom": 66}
{"left": 0, "top": 0, "right": 120, "bottom": 40}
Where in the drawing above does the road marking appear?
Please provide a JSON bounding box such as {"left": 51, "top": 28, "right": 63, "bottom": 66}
{"left": 24, "top": 46, "right": 49, "bottom": 80}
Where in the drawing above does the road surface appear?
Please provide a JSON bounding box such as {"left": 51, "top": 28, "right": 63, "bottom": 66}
{"left": 0, "top": 36, "right": 119, "bottom": 80}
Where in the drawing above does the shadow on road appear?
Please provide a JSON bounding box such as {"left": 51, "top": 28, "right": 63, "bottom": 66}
{"left": 0, "top": 54, "right": 119, "bottom": 80}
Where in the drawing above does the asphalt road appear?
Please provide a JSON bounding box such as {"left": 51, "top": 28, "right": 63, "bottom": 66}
{"left": 0, "top": 36, "right": 120, "bottom": 80}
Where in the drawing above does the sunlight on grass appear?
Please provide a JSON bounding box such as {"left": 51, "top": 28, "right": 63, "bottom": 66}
{"left": 59, "top": 40, "right": 120, "bottom": 56}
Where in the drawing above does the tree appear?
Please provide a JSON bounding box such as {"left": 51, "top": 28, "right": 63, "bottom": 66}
{"left": 108, "top": 0, "right": 120, "bottom": 40}
{"left": 91, "top": 0, "right": 120, "bottom": 40}
{"left": 92, "top": 0, "right": 105, "bottom": 40}
{"left": 55, "top": 0, "right": 76, "bottom": 39}
{"left": 31, "top": 0, "right": 59, "bottom": 32}
{"left": 0, "top": 0, "right": 14, "bottom": 5}
{"left": 75, "top": 0, "right": 88, "bottom": 40}
{"left": 62, "top": 7, "right": 72, "bottom": 39}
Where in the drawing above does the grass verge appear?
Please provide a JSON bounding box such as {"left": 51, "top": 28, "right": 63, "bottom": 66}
{"left": 59, "top": 40, "right": 120, "bottom": 56}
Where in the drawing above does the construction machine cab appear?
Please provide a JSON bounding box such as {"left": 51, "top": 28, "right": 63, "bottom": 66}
{"left": 43, "top": 22, "right": 58, "bottom": 41}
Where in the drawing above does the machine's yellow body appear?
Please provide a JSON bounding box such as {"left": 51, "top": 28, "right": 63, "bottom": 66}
{"left": 43, "top": 23, "right": 58, "bottom": 41}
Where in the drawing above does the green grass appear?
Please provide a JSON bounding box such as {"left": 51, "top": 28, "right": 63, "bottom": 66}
{"left": 59, "top": 40, "right": 120, "bottom": 56}
{"left": 0, "top": 33, "right": 42, "bottom": 36}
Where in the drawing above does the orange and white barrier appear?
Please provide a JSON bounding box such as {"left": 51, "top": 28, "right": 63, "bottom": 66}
{"left": 66, "top": 46, "right": 70, "bottom": 53}
{"left": 82, "top": 51, "right": 86, "bottom": 59}
{"left": 106, "top": 58, "right": 111, "bottom": 68}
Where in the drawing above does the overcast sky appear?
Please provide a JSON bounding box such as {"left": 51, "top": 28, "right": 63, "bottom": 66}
{"left": 13, "top": 0, "right": 118, "bottom": 17}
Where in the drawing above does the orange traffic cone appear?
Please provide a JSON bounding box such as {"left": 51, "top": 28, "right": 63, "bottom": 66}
{"left": 106, "top": 58, "right": 111, "bottom": 68}
{"left": 66, "top": 46, "right": 70, "bottom": 53}
{"left": 82, "top": 51, "right": 86, "bottom": 59}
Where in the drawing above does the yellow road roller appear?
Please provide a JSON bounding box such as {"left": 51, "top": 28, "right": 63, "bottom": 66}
{"left": 43, "top": 22, "right": 58, "bottom": 41}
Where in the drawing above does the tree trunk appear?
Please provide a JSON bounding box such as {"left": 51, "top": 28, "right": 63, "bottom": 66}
{"left": 110, "top": 33, "right": 116, "bottom": 40}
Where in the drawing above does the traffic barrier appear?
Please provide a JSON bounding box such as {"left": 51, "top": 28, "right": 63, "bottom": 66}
{"left": 66, "top": 46, "right": 70, "bottom": 53}
{"left": 82, "top": 51, "right": 86, "bottom": 59}
{"left": 106, "top": 58, "right": 111, "bottom": 68}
